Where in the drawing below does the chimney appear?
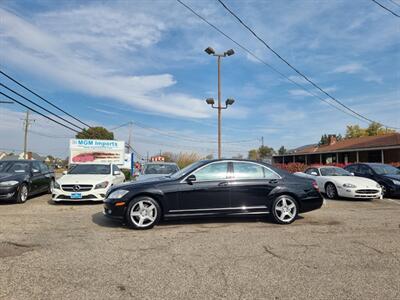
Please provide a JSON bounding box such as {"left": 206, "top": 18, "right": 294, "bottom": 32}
{"left": 328, "top": 135, "right": 337, "bottom": 146}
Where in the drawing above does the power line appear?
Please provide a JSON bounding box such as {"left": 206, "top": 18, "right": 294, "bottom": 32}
{"left": 0, "top": 70, "right": 91, "bottom": 128}
{"left": 175, "top": 0, "right": 375, "bottom": 126}
{"left": 216, "top": 0, "right": 400, "bottom": 129}
{"left": 0, "top": 83, "right": 84, "bottom": 130}
{"left": 371, "top": 0, "right": 400, "bottom": 17}
{"left": 28, "top": 129, "right": 73, "bottom": 139}
{"left": 388, "top": 0, "right": 400, "bottom": 8}
{"left": 0, "top": 92, "right": 80, "bottom": 133}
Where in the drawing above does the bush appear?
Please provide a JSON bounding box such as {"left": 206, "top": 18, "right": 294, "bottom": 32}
{"left": 121, "top": 169, "right": 131, "bottom": 181}
{"left": 274, "top": 162, "right": 350, "bottom": 173}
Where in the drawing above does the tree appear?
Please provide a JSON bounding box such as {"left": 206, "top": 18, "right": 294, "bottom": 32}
{"left": 318, "top": 134, "right": 329, "bottom": 146}
{"left": 205, "top": 154, "right": 214, "bottom": 160}
{"left": 278, "top": 146, "right": 287, "bottom": 155}
{"left": 258, "top": 145, "right": 274, "bottom": 160}
{"left": 345, "top": 122, "right": 395, "bottom": 139}
{"left": 248, "top": 149, "right": 259, "bottom": 160}
{"left": 75, "top": 127, "right": 114, "bottom": 140}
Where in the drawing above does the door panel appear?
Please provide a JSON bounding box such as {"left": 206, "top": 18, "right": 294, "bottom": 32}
{"left": 177, "top": 162, "right": 230, "bottom": 211}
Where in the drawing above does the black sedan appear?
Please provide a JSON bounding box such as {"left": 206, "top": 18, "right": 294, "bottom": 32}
{"left": 345, "top": 163, "right": 400, "bottom": 197}
{"left": 0, "top": 160, "right": 55, "bottom": 203}
{"left": 104, "top": 159, "right": 323, "bottom": 229}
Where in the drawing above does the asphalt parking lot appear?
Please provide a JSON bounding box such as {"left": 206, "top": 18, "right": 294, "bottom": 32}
{"left": 1, "top": 195, "right": 399, "bottom": 300}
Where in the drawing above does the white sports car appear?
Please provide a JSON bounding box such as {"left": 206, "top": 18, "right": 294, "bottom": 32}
{"left": 295, "top": 166, "right": 381, "bottom": 200}
{"left": 52, "top": 164, "right": 125, "bottom": 202}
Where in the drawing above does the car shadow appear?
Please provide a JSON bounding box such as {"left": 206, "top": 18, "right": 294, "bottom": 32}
{"left": 91, "top": 212, "right": 303, "bottom": 229}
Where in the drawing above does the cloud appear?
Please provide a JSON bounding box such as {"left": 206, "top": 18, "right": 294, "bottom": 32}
{"left": 0, "top": 7, "right": 211, "bottom": 119}
{"left": 333, "top": 63, "right": 363, "bottom": 74}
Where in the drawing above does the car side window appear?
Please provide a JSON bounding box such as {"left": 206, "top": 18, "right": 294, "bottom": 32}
{"left": 358, "top": 165, "right": 372, "bottom": 175}
{"left": 233, "top": 162, "right": 264, "bottom": 179}
{"left": 263, "top": 166, "right": 281, "bottom": 179}
{"left": 32, "top": 161, "right": 41, "bottom": 173}
{"left": 345, "top": 165, "right": 356, "bottom": 173}
{"left": 112, "top": 165, "right": 121, "bottom": 174}
{"left": 39, "top": 162, "right": 49, "bottom": 173}
{"left": 305, "top": 168, "right": 319, "bottom": 176}
{"left": 193, "top": 162, "right": 228, "bottom": 181}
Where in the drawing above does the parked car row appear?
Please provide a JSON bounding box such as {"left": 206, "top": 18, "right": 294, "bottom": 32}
{"left": 1, "top": 159, "right": 399, "bottom": 231}
{"left": 294, "top": 163, "right": 400, "bottom": 199}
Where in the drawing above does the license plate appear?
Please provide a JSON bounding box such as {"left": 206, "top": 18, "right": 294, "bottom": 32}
{"left": 70, "top": 193, "right": 82, "bottom": 199}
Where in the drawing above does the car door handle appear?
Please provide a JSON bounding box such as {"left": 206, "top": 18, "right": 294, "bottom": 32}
{"left": 269, "top": 179, "right": 279, "bottom": 184}
{"left": 218, "top": 182, "right": 229, "bottom": 187}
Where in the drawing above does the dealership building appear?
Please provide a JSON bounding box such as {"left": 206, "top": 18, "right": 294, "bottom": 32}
{"left": 273, "top": 133, "right": 400, "bottom": 165}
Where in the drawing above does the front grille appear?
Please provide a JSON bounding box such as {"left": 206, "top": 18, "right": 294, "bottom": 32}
{"left": 56, "top": 194, "right": 98, "bottom": 200}
{"left": 61, "top": 184, "right": 92, "bottom": 192}
{"left": 355, "top": 189, "right": 379, "bottom": 194}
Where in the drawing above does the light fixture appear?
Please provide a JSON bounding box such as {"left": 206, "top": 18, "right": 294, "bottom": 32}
{"left": 225, "top": 98, "right": 235, "bottom": 106}
{"left": 206, "top": 98, "right": 215, "bottom": 105}
{"left": 204, "top": 47, "right": 215, "bottom": 55}
{"left": 225, "top": 49, "right": 235, "bottom": 56}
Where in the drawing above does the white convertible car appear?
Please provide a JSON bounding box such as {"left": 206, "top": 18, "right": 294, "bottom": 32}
{"left": 52, "top": 164, "right": 125, "bottom": 202}
{"left": 295, "top": 166, "right": 381, "bottom": 200}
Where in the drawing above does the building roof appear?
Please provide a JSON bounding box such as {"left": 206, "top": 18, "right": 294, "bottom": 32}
{"left": 274, "top": 133, "right": 400, "bottom": 156}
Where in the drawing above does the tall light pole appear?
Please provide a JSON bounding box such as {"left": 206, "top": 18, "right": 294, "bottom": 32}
{"left": 204, "top": 47, "right": 235, "bottom": 159}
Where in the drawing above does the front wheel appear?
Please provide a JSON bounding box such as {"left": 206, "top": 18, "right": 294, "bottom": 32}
{"left": 126, "top": 196, "right": 161, "bottom": 230}
{"left": 325, "top": 183, "right": 338, "bottom": 199}
{"left": 16, "top": 183, "right": 29, "bottom": 204}
{"left": 271, "top": 195, "right": 298, "bottom": 224}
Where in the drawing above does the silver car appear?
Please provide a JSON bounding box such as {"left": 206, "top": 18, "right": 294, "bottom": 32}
{"left": 136, "top": 162, "right": 179, "bottom": 181}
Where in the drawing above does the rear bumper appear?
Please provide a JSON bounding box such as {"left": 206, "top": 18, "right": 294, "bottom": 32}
{"left": 299, "top": 196, "right": 324, "bottom": 213}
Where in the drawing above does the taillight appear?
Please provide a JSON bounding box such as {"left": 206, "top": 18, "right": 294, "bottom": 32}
{"left": 312, "top": 181, "right": 319, "bottom": 191}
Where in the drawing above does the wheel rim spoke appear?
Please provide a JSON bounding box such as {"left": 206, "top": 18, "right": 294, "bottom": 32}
{"left": 131, "top": 200, "right": 157, "bottom": 227}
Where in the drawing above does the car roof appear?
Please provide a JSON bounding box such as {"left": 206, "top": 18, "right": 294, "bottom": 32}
{"left": 145, "top": 162, "right": 178, "bottom": 165}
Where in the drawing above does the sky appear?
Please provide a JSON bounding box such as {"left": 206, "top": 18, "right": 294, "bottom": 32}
{"left": 0, "top": 0, "right": 399, "bottom": 159}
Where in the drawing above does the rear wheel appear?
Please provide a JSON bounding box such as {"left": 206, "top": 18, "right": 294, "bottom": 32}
{"left": 126, "top": 196, "right": 161, "bottom": 230}
{"left": 271, "top": 195, "right": 298, "bottom": 224}
{"left": 16, "top": 183, "right": 29, "bottom": 204}
{"left": 325, "top": 183, "right": 338, "bottom": 199}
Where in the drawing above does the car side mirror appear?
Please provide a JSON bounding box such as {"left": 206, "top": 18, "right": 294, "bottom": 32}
{"left": 186, "top": 174, "right": 196, "bottom": 184}
{"left": 310, "top": 172, "right": 318, "bottom": 176}
{"left": 32, "top": 168, "right": 40, "bottom": 173}
{"left": 113, "top": 170, "right": 121, "bottom": 176}
{"left": 350, "top": 172, "right": 355, "bottom": 176}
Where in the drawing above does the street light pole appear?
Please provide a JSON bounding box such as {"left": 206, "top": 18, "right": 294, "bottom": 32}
{"left": 205, "top": 47, "right": 235, "bottom": 159}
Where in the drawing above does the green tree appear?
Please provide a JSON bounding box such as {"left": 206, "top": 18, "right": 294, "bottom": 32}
{"left": 248, "top": 149, "right": 259, "bottom": 160}
{"left": 75, "top": 127, "right": 114, "bottom": 140}
{"left": 345, "top": 125, "right": 365, "bottom": 139}
{"left": 258, "top": 145, "right": 274, "bottom": 160}
{"left": 278, "top": 146, "right": 287, "bottom": 155}
{"left": 318, "top": 134, "right": 329, "bottom": 146}
{"left": 345, "top": 122, "right": 395, "bottom": 139}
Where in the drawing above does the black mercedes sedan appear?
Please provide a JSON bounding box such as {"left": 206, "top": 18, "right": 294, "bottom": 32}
{"left": 104, "top": 159, "right": 323, "bottom": 229}
{"left": 0, "top": 160, "right": 55, "bottom": 203}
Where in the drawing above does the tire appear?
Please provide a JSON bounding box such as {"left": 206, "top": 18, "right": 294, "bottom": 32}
{"left": 380, "top": 184, "right": 389, "bottom": 198}
{"left": 16, "top": 183, "right": 29, "bottom": 204}
{"left": 325, "top": 183, "right": 338, "bottom": 199}
{"left": 271, "top": 195, "right": 298, "bottom": 224}
{"left": 48, "top": 179, "right": 55, "bottom": 194}
{"left": 125, "top": 196, "right": 161, "bottom": 230}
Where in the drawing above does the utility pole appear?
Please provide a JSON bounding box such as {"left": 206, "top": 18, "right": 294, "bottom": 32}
{"left": 23, "top": 110, "right": 34, "bottom": 159}
{"left": 261, "top": 136, "right": 264, "bottom": 147}
{"left": 127, "top": 122, "right": 133, "bottom": 153}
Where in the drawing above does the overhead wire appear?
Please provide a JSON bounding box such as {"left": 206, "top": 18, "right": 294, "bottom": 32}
{"left": 371, "top": 0, "right": 400, "bottom": 17}
{"left": 215, "top": 0, "right": 400, "bottom": 128}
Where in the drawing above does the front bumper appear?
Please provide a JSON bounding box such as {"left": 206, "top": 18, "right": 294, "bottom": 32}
{"left": 337, "top": 187, "right": 381, "bottom": 199}
{"left": 0, "top": 185, "right": 18, "bottom": 201}
{"left": 103, "top": 199, "right": 127, "bottom": 220}
{"left": 52, "top": 187, "right": 108, "bottom": 202}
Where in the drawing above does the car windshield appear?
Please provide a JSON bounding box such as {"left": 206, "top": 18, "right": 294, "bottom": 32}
{"left": 68, "top": 164, "right": 110, "bottom": 175}
{"left": 370, "top": 164, "right": 400, "bottom": 175}
{"left": 169, "top": 161, "right": 205, "bottom": 179}
{"left": 0, "top": 161, "right": 30, "bottom": 173}
{"left": 320, "top": 167, "right": 351, "bottom": 176}
{"left": 144, "top": 164, "right": 179, "bottom": 175}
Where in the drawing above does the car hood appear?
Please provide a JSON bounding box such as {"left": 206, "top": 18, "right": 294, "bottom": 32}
{"left": 0, "top": 172, "right": 26, "bottom": 182}
{"left": 382, "top": 174, "right": 400, "bottom": 181}
{"left": 324, "top": 176, "right": 378, "bottom": 187}
{"left": 136, "top": 174, "right": 170, "bottom": 181}
{"left": 57, "top": 174, "right": 111, "bottom": 184}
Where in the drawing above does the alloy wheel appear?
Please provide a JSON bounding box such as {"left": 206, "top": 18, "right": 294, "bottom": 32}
{"left": 326, "top": 184, "right": 336, "bottom": 199}
{"left": 20, "top": 185, "right": 28, "bottom": 202}
{"left": 274, "top": 197, "right": 297, "bottom": 223}
{"left": 130, "top": 200, "right": 157, "bottom": 228}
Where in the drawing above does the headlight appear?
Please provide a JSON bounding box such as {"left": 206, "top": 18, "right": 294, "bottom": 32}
{"left": 343, "top": 183, "right": 356, "bottom": 188}
{"left": 54, "top": 181, "right": 61, "bottom": 189}
{"left": 108, "top": 189, "right": 129, "bottom": 199}
{"left": 0, "top": 180, "right": 19, "bottom": 186}
{"left": 95, "top": 181, "right": 109, "bottom": 189}
{"left": 392, "top": 180, "right": 400, "bottom": 185}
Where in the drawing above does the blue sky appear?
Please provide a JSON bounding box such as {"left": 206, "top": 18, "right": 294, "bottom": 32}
{"left": 0, "top": 0, "right": 399, "bottom": 158}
